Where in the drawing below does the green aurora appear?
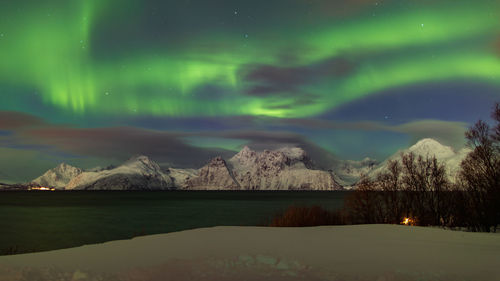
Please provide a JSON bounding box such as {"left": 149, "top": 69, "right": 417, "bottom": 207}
{"left": 1, "top": 0, "right": 499, "bottom": 118}
{"left": 1, "top": 0, "right": 500, "bottom": 182}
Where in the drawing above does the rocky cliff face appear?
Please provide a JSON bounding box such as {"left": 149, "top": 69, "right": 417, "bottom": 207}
{"left": 184, "top": 157, "right": 240, "bottom": 190}
{"left": 65, "top": 155, "right": 174, "bottom": 190}
{"left": 32, "top": 163, "right": 83, "bottom": 189}
{"left": 227, "top": 146, "right": 342, "bottom": 190}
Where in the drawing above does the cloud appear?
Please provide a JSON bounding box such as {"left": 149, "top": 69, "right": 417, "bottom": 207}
{"left": 319, "top": 81, "right": 500, "bottom": 122}
{"left": 25, "top": 123, "right": 340, "bottom": 170}
{"left": 264, "top": 93, "right": 321, "bottom": 109}
{"left": 24, "top": 126, "right": 235, "bottom": 168}
{"left": 273, "top": 118, "right": 468, "bottom": 149}
{"left": 0, "top": 110, "right": 470, "bottom": 182}
{"left": 193, "top": 129, "right": 339, "bottom": 168}
{"left": 0, "top": 111, "right": 45, "bottom": 130}
{"left": 495, "top": 36, "right": 500, "bottom": 56}
{"left": 390, "top": 120, "right": 467, "bottom": 149}
{"left": 0, "top": 147, "right": 61, "bottom": 183}
{"left": 242, "top": 58, "right": 354, "bottom": 96}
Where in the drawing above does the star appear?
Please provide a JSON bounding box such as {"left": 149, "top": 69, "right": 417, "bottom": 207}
{"left": 244, "top": 34, "right": 249, "bottom": 38}
{"left": 234, "top": 10, "right": 238, "bottom": 15}
{"left": 421, "top": 23, "right": 424, "bottom": 28}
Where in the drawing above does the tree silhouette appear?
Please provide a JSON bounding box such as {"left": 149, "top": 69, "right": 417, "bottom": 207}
{"left": 459, "top": 103, "right": 500, "bottom": 232}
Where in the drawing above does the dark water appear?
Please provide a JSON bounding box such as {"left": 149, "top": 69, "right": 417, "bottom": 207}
{"left": 0, "top": 191, "right": 349, "bottom": 255}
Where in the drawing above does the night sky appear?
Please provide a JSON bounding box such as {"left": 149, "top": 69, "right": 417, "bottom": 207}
{"left": 0, "top": 0, "right": 499, "bottom": 182}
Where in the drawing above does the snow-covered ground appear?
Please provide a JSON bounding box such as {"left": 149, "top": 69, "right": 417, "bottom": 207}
{"left": 0, "top": 225, "right": 498, "bottom": 281}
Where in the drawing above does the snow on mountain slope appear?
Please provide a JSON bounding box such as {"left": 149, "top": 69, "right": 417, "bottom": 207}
{"left": 332, "top": 157, "right": 378, "bottom": 186}
{"left": 367, "top": 138, "right": 470, "bottom": 182}
{"left": 167, "top": 168, "right": 197, "bottom": 189}
{"left": 65, "top": 155, "right": 174, "bottom": 190}
{"left": 228, "top": 146, "right": 342, "bottom": 190}
{"left": 184, "top": 157, "right": 240, "bottom": 190}
{"left": 31, "top": 147, "right": 344, "bottom": 190}
{"left": 32, "top": 163, "right": 83, "bottom": 189}
{"left": 29, "top": 140, "right": 472, "bottom": 190}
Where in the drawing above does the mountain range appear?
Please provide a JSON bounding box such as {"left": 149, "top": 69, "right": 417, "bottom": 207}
{"left": 27, "top": 138, "right": 470, "bottom": 190}
{"left": 32, "top": 146, "right": 342, "bottom": 190}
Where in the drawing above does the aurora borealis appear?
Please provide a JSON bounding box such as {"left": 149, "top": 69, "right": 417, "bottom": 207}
{"left": 1, "top": 0, "right": 499, "bottom": 182}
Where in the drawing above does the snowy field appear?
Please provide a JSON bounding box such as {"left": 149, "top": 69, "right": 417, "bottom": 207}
{"left": 0, "top": 225, "right": 498, "bottom": 281}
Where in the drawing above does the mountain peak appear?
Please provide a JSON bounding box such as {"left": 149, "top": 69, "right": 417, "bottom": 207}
{"left": 276, "top": 147, "right": 307, "bottom": 161}
{"left": 413, "top": 138, "right": 443, "bottom": 147}
{"left": 185, "top": 156, "right": 239, "bottom": 190}
{"left": 122, "top": 155, "right": 164, "bottom": 173}
{"left": 233, "top": 146, "right": 257, "bottom": 161}
{"left": 66, "top": 155, "right": 173, "bottom": 190}
{"left": 208, "top": 156, "right": 228, "bottom": 167}
{"left": 32, "top": 163, "right": 83, "bottom": 189}
{"left": 408, "top": 138, "right": 455, "bottom": 158}
{"left": 56, "top": 162, "right": 70, "bottom": 168}
{"left": 362, "top": 138, "right": 465, "bottom": 185}
{"left": 240, "top": 145, "right": 251, "bottom": 152}
{"left": 126, "top": 155, "right": 152, "bottom": 163}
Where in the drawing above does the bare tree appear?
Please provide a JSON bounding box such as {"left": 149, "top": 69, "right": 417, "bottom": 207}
{"left": 459, "top": 103, "right": 500, "bottom": 232}
{"left": 399, "top": 152, "right": 449, "bottom": 226}
{"left": 345, "top": 176, "right": 384, "bottom": 224}
{"left": 347, "top": 153, "right": 450, "bottom": 226}
{"left": 376, "top": 160, "right": 406, "bottom": 224}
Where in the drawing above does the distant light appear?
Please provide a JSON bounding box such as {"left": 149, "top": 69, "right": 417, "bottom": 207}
{"left": 29, "top": 187, "right": 55, "bottom": 191}
{"left": 401, "top": 217, "right": 414, "bottom": 225}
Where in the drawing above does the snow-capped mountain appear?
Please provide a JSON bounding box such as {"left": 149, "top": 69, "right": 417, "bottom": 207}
{"left": 32, "top": 147, "right": 342, "bottom": 190}
{"left": 29, "top": 139, "right": 468, "bottom": 190}
{"left": 32, "top": 163, "right": 83, "bottom": 189}
{"left": 228, "top": 146, "right": 342, "bottom": 190}
{"left": 367, "top": 138, "right": 470, "bottom": 182}
{"left": 65, "top": 155, "right": 174, "bottom": 190}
